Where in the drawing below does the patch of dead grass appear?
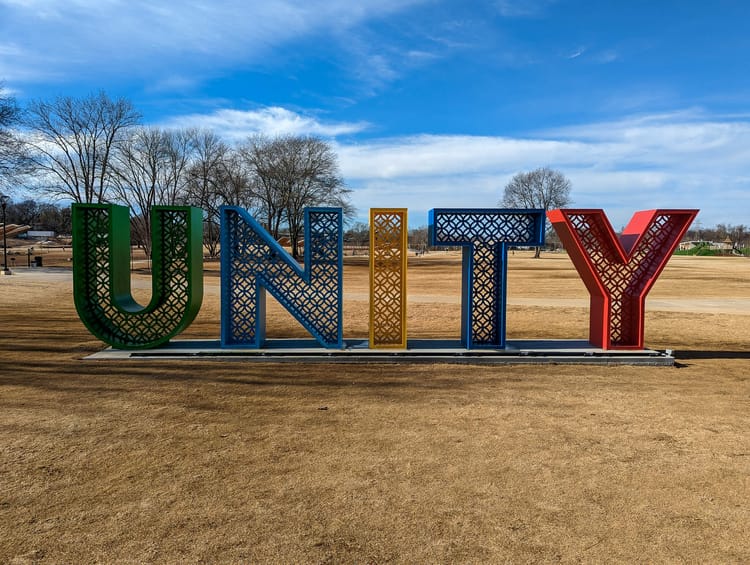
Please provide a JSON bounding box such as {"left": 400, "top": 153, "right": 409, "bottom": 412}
{"left": 1, "top": 252, "right": 749, "bottom": 562}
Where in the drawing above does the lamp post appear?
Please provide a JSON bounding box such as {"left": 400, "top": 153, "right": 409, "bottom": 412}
{"left": 0, "top": 193, "right": 10, "bottom": 275}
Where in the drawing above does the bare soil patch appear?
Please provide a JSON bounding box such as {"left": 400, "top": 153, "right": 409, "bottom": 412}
{"left": 1, "top": 252, "right": 749, "bottom": 563}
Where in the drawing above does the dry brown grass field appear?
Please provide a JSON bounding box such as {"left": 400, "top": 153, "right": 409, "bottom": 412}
{"left": 1, "top": 248, "right": 749, "bottom": 563}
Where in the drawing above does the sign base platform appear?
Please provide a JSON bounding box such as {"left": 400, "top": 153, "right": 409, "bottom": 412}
{"left": 86, "top": 339, "right": 675, "bottom": 366}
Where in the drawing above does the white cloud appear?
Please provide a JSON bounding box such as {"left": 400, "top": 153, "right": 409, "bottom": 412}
{"left": 332, "top": 112, "right": 750, "bottom": 228}
{"left": 162, "top": 106, "right": 370, "bottom": 141}
{"left": 543, "top": 112, "right": 750, "bottom": 173}
{"left": 157, "top": 104, "right": 749, "bottom": 229}
{"left": 337, "top": 135, "right": 589, "bottom": 179}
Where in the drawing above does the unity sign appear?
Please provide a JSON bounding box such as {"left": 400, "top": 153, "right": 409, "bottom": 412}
{"left": 71, "top": 204, "right": 697, "bottom": 352}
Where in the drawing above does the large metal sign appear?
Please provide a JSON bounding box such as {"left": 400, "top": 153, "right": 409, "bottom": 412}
{"left": 72, "top": 204, "right": 696, "bottom": 352}
{"left": 221, "top": 206, "right": 343, "bottom": 349}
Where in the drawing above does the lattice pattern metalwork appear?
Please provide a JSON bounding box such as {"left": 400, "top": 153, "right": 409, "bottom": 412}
{"left": 370, "top": 209, "right": 407, "bottom": 348}
{"left": 221, "top": 206, "right": 343, "bottom": 348}
{"left": 548, "top": 208, "right": 698, "bottom": 349}
{"left": 429, "top": 208, "right": 545, "bottom": 349}
{"left": 72, "top": 204, "right": 204, "bottom": 349}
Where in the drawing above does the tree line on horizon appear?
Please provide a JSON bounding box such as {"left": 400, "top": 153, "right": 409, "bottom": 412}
{"left": 0, "top": 88, "right": 352, "bottom": 259}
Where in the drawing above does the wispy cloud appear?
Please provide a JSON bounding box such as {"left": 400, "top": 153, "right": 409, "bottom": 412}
{"left": 593, "top": 50, "right": 619, "bottom": 63}
{"left": 337, "top": 135, "right": 588, "bottom": 179}
{"left": 495, "top": 0, "right": 557, "bottom": 18}
{"left": 0, "top": 0, "right": 429, "bottom": 86}
{"left": 162, "top": 106, "right": 370, "bottom": 141}
{"left": 146, "top": 75, "right": 202, "bottom": 94}
{"left": 567, "top": 47, "right": 587, "bottom": 59}
{"left": 0, "top": 42, "right": 23, "bottom": 56}
{"left": 565, "top": 46, "right": 619, "bottom": 63}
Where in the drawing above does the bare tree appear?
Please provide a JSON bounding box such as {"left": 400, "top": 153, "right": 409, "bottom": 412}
{"left": 184, "top": 130, "right": 232, "bottom": 258}
{"left": 161, "top": 128, "right": 194, "bottom": 206}
{"left": 715, "top": 223, "right": 748, "bottom": 250}
{"left": 217, "top": 149, "right": 255, "bottom": 209}
{"left": 281, "top": 137, "right": 352, "bottom": 259}
{"left": 408, "top": 225, "right": 429, "bottom": 253}
{"left": 344, "top": 222, "right": 369, "bottom": 248}
{"left": 236, "top": 135, "right": 289, "bottom": 240}
{"left": 23, "top": 91, "right": 140, "bottom": 203}
{"left": 5, "top": 198, "right": 39, "bottom": 226}
{"left": 239, "top": 135, "right": 352, "bottom": 258}
{"left": 37, "top": 202, "right": 72, "bottom": 234}
{"left": 731, "top": 224, "right": 748, "bottom": 250}
{"left": 109, "top": 127, "right": 192, "bottom": 257}
{"left": 0, "top": 83, "right": 30, "bottom": 191}
{"left": 501, "top": 166, "right": 572, "bottom": 257}
{"left": 3, "top": 198, "right": 71, "bottom": 234}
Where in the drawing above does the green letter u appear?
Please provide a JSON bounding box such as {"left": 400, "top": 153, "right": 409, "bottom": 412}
{"left": 72, "top": 204, "right": 203, "bottom": 349}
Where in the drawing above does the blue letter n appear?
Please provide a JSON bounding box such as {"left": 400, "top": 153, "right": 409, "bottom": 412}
{"left": 221, "top": 206, "right": 343, "bottom": 348}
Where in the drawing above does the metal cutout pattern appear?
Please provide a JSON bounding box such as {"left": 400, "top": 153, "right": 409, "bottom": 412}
{"left": 72, "top": 204, "right": 204, "bottom": 349}
{"left": 370, "top": 208, "right": 407, "bottom": 348}
{"left": 429, "top": 208, "right": 545, "bottom": 349}
{"left": 221, "top": 206, "right": 343, "bottom": 348}
{"left": 548, "top": 208, "right": 698, "bottom": 349}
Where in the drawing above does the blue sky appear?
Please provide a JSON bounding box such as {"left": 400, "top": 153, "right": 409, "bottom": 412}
{"left": 1, "top": 0, "right": 749, "bottom": 229}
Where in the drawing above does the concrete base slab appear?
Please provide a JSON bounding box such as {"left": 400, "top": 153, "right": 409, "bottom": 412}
{"left": 86, "top": 339, "right": 674, "bottom": 366}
